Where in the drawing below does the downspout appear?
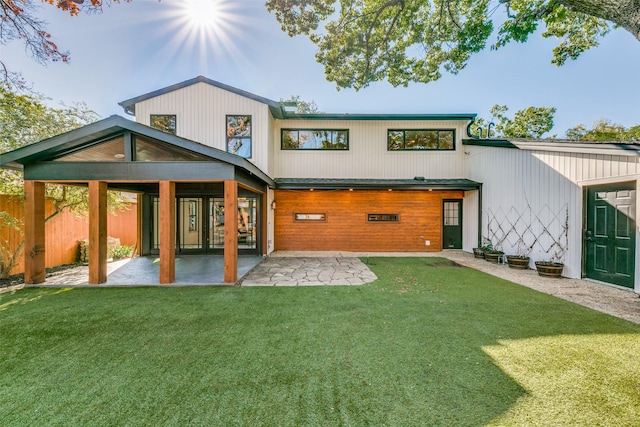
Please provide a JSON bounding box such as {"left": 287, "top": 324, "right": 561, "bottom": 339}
{"left": 477, "top": 183, "right": 483, "bottom": 248}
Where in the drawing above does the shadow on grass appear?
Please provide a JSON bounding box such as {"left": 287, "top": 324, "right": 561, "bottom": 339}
{"left": 0, "top": 257, "right": 638, "bottom": 426}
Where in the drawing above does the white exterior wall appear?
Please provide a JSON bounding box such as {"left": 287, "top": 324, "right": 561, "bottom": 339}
{"left": 462, "top": 189, "right": 480, "bottom": 252}
{"left": 272, "top": 120, "right": 468, "bottom": 179}
{"left": 133, "top": 82, "right": 273, "bottom": 172}
{"left": 465, "top": 145, "right": 640, "bottom": 288}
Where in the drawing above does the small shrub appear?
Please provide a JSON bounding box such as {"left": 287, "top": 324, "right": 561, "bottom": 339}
{"left": 109, "top": 245, "right": 133, "bottom": 259}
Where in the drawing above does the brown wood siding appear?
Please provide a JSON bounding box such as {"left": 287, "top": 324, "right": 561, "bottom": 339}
{"left": 1, "top": 195, "right": 138, "bottom": 275}
{"left": 274, "top": 190, "right": 463, "bottom": 252}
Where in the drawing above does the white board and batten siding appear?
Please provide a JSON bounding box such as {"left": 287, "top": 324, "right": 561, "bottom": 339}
{"left": 465, "top": 144, "right": 640, "bottom": 288}
{"left": 272, "top": 120, "right": 469, "bottom": 179}
{"left": 133, "top": 82, "right": 273, "bottom": 172}
{"left": 462, "top": 189, "right": 480, "bottom": 253}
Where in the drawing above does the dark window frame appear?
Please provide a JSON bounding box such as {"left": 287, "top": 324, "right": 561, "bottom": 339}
{"left": 281, "top": 129, "right": 349, "bottom": 150}
{"left": 367, "top": 213, "right": 400, "bottom": 222}
{"left": 150, "top": 114, "right": 177, "bottom": 135}
{"left": 387, "top": 129, "right": 455, "bottom": 151}
{"left": 226, "top": 115, "right": 252, "bottom": 159}
{"left": 294, "top": 213, "right": 327, "bottom": 221}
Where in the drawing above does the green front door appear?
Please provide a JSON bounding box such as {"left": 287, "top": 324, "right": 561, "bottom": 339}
{"left": 443, "top": 200, "right": 463, "bottom": 249}
{"left": 585, "top": 182, "right": 636, "bottom": 288}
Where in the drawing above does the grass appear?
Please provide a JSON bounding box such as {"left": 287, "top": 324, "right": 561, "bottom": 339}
{"left": 1, "top": 257, "right": 639, "bottom": 426}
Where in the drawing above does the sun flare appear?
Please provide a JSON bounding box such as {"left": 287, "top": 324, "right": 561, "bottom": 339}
{"left": 181, "top": 0, "right": 223, "bottom": 30}
{"left": 157, "top": 0, "right": 250, "bottom": 73}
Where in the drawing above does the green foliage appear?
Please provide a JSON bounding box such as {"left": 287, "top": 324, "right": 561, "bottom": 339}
{"left": 268, "top": 0, "right": 493, "bottom": 89}
{"left": 0, "top": 84, "right": 129, "bottom": 217}
{"left": 565, "top": 119, "right": 640, "bottom": 141}
{"left": 0, "top": 85, "right": 131, "bottom": 277}
{"left": 1, "top": 258, "right": 639, "bottom": 424}
{"left": 109, "top": 244, "right": 134, "bottom": 259}
{"left": 267, "top": 0, "right": 625, "bottom": 90}
{"left": 279, "top": 95, "right": 320, "bottom": 113}
{"left": 472, "top": 104, "right": 556, "bottom": 138}
{"left": 0, "top": 84, "right": 97, "bottom": 153}
{"left": 542, "top": 6, "right": 611, "bottom": 66}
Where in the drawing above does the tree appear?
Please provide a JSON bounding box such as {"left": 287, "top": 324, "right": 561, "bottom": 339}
{"left": 0, "top": 85, "right": 130, "bottom": 277}
{"left": 266, "top": 0, "right": 634, "bottom": 90}
{"left": 472, "top": 104, "right": 557, "bottom": 138}
{"left": 565, "top": 119, "right": 640, "bottom": 140}
{"left": 280, "top": 95, "right": 320, "bottom": 113}
{"left": 0, "top": 0, "right": 122, "bottom": 88}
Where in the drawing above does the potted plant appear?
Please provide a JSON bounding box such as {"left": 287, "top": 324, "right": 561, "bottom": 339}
{"left": 483, "top": 242, "right": 504, "bottom": 264}
{"left": 535, "top": 260, "right": 564, "bottom": 278}
{"left": 473, "top": 238, "right": 492, "bottom": 259}
{"left": 506, "top": 242, "right": 532, "bottom": 270}
{"left": 535, "top": 247, "right": 566, "bottom": 278}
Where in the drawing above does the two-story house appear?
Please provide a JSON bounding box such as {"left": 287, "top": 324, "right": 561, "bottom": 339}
{"left": 2, "top": 76, "right": 639, "bottom": 293}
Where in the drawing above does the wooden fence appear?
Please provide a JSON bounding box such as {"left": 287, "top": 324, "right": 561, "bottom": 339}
{"left": 0, "top": 194, "right": 138, "bottom": 275}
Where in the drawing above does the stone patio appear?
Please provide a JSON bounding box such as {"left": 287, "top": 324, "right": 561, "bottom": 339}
{"left": 240, "top": 257, "right": 377, "bottom": 286}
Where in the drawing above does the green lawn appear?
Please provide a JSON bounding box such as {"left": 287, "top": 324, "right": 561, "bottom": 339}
{"left": 1, "top": 257, "right": 639, "bottom": 426}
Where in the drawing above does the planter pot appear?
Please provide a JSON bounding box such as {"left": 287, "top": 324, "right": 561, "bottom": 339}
{"left": 484, "top": 251, "right": 504, "bottom": 264}
{"left": 473, "top": 248, "right": 485, "bottom": 259}
{"left": 506, "top": 256, "right": 530, "bottom": 270}
{"left": 535, "top": 261, "right": 564, "bottom": 278}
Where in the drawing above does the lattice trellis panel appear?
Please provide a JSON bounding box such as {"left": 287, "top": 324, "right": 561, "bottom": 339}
{"left": 485, "top": 202, "right": 569, "bottom": 261}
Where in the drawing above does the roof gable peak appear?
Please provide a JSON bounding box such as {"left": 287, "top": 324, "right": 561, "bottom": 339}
{"left": 118, "top": 76, "right": 283, "bottom": 116}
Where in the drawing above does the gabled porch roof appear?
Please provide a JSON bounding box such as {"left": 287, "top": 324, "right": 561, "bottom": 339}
{"left": 0, "top": 115, "right": 275, "bottom": 188}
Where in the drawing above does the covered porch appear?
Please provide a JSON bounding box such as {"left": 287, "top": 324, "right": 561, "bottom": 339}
{"left": 0, "top": 116, "right": 274, "bottom": 285}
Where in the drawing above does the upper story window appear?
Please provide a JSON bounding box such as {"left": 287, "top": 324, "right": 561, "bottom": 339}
{"left": 226, "top": 115, "right": 252, "bottom": 158}
{"left": 282, "top": 129, "right": 349, "bottom": 150}
{"left": 150, "top": 114, "right": 177, "bottom": 135}
{"left": 387, "top": 129, "right": 455, "bottom": 151}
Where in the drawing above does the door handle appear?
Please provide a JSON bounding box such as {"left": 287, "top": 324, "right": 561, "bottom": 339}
{"left": 585, "top": 230, "right": 593, "bottom": 241}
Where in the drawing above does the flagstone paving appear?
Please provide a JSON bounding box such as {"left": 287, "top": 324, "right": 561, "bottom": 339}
{"left": 240, "top": 257, "right": 377, "bottom": 286}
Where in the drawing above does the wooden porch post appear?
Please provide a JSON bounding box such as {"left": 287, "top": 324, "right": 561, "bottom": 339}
{"left": 135, "top": 193, "right": 142, "bottom": 256}
{"left": 261, "top": 193, "right": 268, "bottom": 256}
{"left": 224, "top": 180, "right": 238, "bottom": 283}
{"left": 159, "top": 181, "right": 176, "bottom": 284}
{"left": 88, "top": 181, "right": 108, "bottom": 284}
{"left": 24, "top": 181, "right": 46, "bottom": 284}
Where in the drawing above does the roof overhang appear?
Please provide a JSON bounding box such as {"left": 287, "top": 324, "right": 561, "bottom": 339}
{"left": 463, "top": 138, "right": 640, "bottom": 157}
{"left": 279, "top": 113, "right": 477, "bottom": 121}
{"left": 274, "top": 178, "right": 481, "bottom": 191}
{"left": 118, "top": 76, "right": 477, "bottom": 123}
{"left": 0, "top": 115, "right": 275, "bottom": 188}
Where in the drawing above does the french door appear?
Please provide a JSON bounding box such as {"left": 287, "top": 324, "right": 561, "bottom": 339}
{"left": 152, "top": 196, "right": 258, "bottom": 254}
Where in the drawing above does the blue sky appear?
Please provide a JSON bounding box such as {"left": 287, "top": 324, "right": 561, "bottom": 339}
{"left": 3, "top": 0, "right": 639, "bottom": 137}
